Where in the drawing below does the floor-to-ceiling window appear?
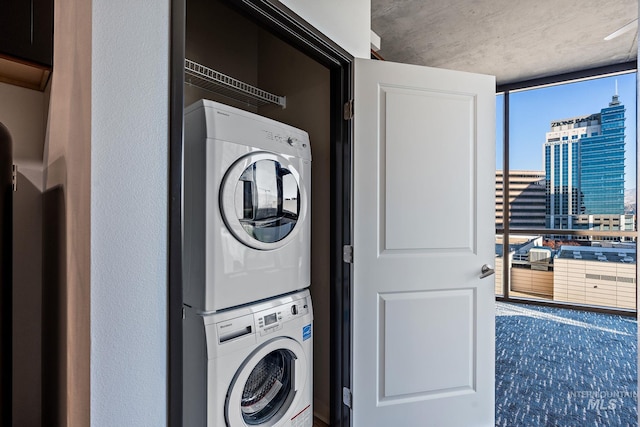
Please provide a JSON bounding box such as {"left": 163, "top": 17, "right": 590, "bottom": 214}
{"left": 496, "top": 70, "right": 637, "bottom": 313}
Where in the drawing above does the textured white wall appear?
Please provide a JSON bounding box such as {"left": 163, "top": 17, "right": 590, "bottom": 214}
{"left": 91, "top": 0, "right": 169, "bottom": 425}
{"left": 278, "top": 0, "right": 371, "bottom": 58}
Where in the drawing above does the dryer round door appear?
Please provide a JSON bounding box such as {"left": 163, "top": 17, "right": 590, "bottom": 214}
{"left": 220, "top": 152, "right": 308, "bottom": 250}
{"left": 225, "top": 337, "right": 308, "bottom": 427}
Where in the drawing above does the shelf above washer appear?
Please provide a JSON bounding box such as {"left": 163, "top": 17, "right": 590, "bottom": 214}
{"left": 185, "top": 59, "right": 286, "bottom": 109}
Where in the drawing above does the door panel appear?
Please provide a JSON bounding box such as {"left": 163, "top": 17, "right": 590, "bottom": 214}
{"left": 384, "top": 87, "right": 475, "bottom": 252}
{"left": 380, "top": 289, "right": 474, "bottom": 399}
{"left": 352, "top": 58, "right": 495, "bottom": 427}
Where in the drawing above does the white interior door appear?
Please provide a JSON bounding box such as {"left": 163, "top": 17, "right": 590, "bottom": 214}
{"left": 352, "top": 58, "right": 496, "bottom": 427}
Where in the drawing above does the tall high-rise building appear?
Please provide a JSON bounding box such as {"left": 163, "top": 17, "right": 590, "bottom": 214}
{"left": 495, "top": 170, "right": 546, "bottom": 229}
{"left": 544, "top": 94, "right": 626, "bottom": 230}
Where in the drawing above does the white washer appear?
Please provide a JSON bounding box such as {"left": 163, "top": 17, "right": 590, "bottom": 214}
{"left": 183, "top": 99, "right": 312, "bottom": 312}
{"left": 183, "top": 289, "right": 313, "bottom": 427}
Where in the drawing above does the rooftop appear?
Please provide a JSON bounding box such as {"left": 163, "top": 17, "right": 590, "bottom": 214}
{"left": 556, "top": 245, "right": 636, "bottom": 263}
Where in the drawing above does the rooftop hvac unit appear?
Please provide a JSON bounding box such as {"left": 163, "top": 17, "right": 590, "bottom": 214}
{"left": 529, "top": 248, "right": 551, "bottom": 263}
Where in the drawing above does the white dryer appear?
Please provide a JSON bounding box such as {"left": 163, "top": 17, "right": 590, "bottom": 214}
{"left": 183, "top": 99, "right": 312, "bottom": 312}
{"left": 183, "top": 289, "right": 313, "bottom": 427}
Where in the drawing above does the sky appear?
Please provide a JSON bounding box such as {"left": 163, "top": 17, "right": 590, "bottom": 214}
{"left": 496, "top": 72, "right": 637, "bottom": 190}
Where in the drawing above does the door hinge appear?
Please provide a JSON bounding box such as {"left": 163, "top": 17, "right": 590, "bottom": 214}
{"left": 343, "top": 245, "right": 353, "bottom": 264}
{"left": 11, "top": 165, "right": 17, "bottom": 192}
{"left": 343, "top": 99, "right": 354, "bottom": 120}
{"left": 182, "top": 307, "right": 186, "bottom": 320}
{"left": 343, "top": 387, "right": 352, "bottom": 409}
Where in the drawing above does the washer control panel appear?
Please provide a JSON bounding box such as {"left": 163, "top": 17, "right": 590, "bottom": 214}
{"left": 255, "top": 297, "right": 309, "bottom": 336}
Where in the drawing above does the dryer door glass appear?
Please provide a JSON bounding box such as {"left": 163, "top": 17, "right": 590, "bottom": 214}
{"left": 221, "top": 152, "right": 306, "bottom": 251}
{"left": 235, "top": 159, "right": 299, "bottom": 243}
{"left": 240, "top": 349, "right": 295, "bottom": 425}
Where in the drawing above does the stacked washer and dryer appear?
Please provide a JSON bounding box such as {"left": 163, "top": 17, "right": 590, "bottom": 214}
{"left": 182, "top": 100, "right": 314, "bottom": 427}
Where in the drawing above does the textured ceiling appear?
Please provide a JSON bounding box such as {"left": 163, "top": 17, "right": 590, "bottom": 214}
{"left": 371, "top": 0, "right": 638, "bottom": 85}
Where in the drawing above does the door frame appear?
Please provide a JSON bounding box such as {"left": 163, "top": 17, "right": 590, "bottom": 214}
{"left": 168, "top": 1, "right": 354, "bottom": 426}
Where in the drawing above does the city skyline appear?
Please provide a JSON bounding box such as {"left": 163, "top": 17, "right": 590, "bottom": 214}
{"left": 496, "top": 72, "right": 637, "bottom": 190}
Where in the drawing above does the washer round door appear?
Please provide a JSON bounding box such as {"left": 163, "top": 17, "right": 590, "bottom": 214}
{"left": 225, "top": 337, "right": 308, "bottom": 427}
{"left": 220, "top": 152, "right": 308, "bottom": 251}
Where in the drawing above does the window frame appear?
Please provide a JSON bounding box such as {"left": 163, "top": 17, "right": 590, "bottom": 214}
{"left": 495, "top": 61, "right": 637, "bottom": 316}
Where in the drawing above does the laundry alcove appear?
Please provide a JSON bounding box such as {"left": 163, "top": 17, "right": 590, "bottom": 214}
{"left": 169, "top": 0, "right": 353, "bottom": 425}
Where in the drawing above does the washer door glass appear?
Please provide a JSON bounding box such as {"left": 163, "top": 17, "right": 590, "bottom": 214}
{"left": 220, "top": 152, "right": 306, "bottom": 250}
{"left": 241, "top": 349, "right": 295, "bottom": 425}
{"left": 226, "top": 338, "right": 308, "bottom": 427}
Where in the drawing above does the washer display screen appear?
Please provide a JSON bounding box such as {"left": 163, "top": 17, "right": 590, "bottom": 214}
{"left": 264, "top": 313, "right": 277, "bottom": 326}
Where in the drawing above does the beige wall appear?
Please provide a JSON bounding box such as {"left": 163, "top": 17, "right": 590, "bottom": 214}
{"left": 495, "top": 255, "right": 503, "bottom": 295}
{"left": 40, "top": 0, "right": 92, "bottom": 424}
{"left": 554, "top": 258, "right": 636, "bottom": 309}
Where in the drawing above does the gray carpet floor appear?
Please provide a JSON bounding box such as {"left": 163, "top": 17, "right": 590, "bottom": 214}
{"left": 496, "top": 302, "right": 638, "bottom": 426}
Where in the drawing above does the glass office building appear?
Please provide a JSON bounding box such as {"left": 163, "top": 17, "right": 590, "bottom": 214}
{"left": 544, "top": 95, "right": 626, "bottom": 230}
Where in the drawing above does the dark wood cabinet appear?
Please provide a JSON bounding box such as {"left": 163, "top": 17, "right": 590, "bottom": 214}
{"left": 0, "top": 0, "right": 53, "bottom": 67}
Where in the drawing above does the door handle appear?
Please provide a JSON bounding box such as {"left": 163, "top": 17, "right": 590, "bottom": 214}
{"left": 294, "top": 357, "right": 301, "bottom": 391}
{"left": 480, "top": 264, "right": 495, "bottom": 279}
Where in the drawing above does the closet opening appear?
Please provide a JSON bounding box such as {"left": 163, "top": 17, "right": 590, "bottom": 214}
{"left": 168, "top": 1, "right": 353, "bottom": 426}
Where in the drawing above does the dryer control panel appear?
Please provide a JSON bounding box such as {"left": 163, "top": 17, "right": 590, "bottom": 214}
{"left": 255, "top": 297, "right": 309, "bottom": 337}
{"left": 262, "top": 131, "right": 309, "bottom": 151}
